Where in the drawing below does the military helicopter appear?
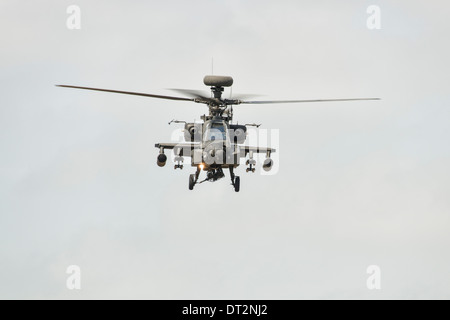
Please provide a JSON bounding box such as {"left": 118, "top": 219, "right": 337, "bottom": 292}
{"left": 57, "top": 76, "right": 379, "bottom": 192}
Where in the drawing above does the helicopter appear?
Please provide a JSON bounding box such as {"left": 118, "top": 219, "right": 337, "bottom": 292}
{"left": 57, "top": 75, "right": 379, "bottom": 192}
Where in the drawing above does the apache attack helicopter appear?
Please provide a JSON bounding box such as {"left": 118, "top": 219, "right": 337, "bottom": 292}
{"left": 57, "top": 75, "right": 379, "bottom": 192}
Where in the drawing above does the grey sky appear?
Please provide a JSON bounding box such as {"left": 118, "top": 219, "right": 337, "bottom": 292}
{"left": 1, "top": 0, "right": 450, "bottom": 299}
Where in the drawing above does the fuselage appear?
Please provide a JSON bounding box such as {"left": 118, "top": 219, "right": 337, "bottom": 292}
{"left": 198, "top": 119, "right": 239, "bottom": 170}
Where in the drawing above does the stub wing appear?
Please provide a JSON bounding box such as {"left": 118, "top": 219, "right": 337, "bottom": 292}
{"left": 155, "top": 143, "right": 200, "bottom": 156}
{"left": 238, "top": 146, "right": 276, "bottom": 157}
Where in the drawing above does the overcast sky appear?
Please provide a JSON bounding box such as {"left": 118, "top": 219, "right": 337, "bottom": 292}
{"left": 1, "top": 0, "right": 450, "bottom": 299}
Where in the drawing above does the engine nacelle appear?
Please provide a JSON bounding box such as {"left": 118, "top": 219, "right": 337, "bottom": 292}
{"left": 184, "top": 123, "right": 202, "bottom": 142}
{"left": 157, "top": 154, "right": 167, "bottom": 167}
{"left": 229, "top": 125, "right": 247, "bottom": 144}
{"left": 263, "top": 158, "right": 273, "bottom": 171}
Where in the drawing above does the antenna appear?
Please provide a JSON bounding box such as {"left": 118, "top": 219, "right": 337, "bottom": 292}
{"left": 211, "top": 57, "right": 214, "bottom": 99}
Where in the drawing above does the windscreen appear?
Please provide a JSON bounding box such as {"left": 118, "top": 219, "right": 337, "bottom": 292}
{"left": 205, "top": 123, "right": 226, "bottom": 141}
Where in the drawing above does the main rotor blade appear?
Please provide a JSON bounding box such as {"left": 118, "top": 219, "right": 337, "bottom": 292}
{"left": 231, "top": 93, "right": 262, "bottom": 100}
{"left": 56, "top": 85, "right": 195, "bottom": 102}
{"left": 168, "top": 88, "right": 211, "bottom": 100}
{"left": 170, "top": 89, "right": 261, "bottom": 101}
{"left": 238, "top": 98, "right": 380, "bottom": 104}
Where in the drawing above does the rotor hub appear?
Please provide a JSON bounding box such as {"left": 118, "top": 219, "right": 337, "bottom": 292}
{"left": 211, "top": 86, "right": 224, "bottom": 99}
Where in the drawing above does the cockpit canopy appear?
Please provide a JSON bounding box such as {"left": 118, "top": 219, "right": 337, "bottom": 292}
{"left": 204, "top": 121, "right": 227, "bottom": 142}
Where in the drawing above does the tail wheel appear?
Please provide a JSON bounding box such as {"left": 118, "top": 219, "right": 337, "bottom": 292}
{"left": 234, "top": 176, "right": 240, "bottom": 192}
{"left": 189, "top": 174, "right": 195, "bottom": 190}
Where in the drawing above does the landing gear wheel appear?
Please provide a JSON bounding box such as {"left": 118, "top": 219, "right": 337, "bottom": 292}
{"left": 189, "top": 174, "right": 195, "bottom": 190}
{"left": 234, "top": 176, "right": 240, "bottom": 192}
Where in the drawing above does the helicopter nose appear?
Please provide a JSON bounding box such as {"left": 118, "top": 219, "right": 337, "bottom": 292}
{"left": 215, "top": 149, "right": 224, "bottom": 162}
{"left": 204, "top": 143, "right": 225, "bottom": 165}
